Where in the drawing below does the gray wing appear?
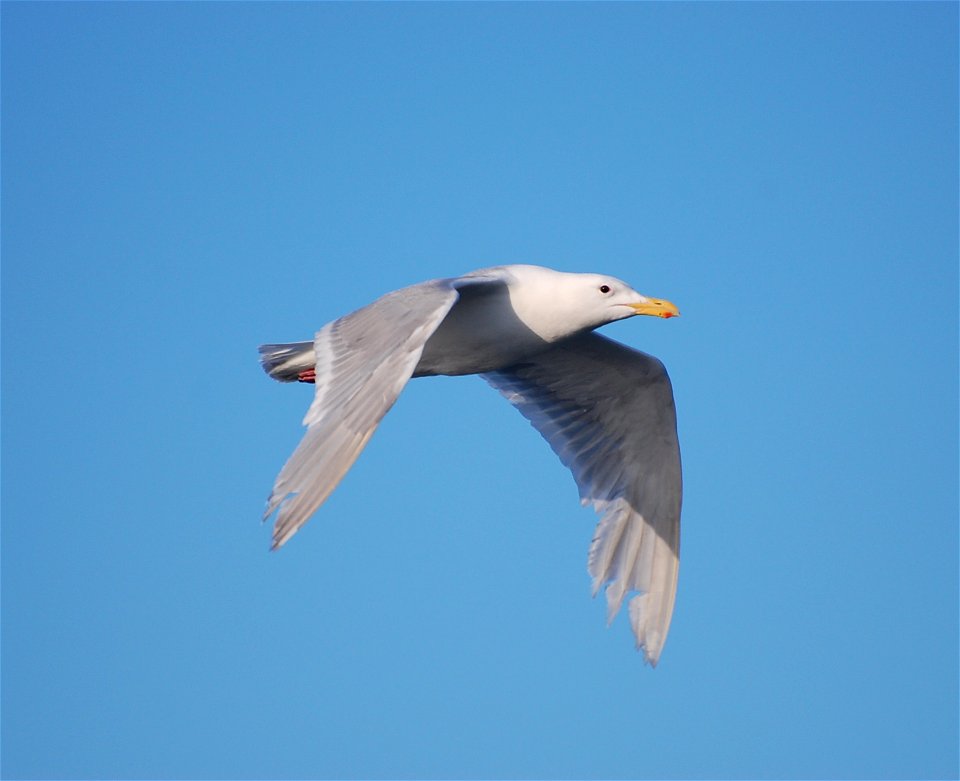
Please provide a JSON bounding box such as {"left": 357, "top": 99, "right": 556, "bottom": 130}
{"left": 265, "top": 276, "right": 493, "bottom": 550}
{"left": 483, "top": 332, "right": 682, "bottom": 665}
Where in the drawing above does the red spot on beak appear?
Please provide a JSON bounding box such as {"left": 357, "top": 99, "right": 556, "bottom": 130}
{"left": 661, "top": 312, "right": 677, "bottom": 319}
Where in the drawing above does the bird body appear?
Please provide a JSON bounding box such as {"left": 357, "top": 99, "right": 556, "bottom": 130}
{"left": 260, "top": 264, "right": 682, "bottom": 665}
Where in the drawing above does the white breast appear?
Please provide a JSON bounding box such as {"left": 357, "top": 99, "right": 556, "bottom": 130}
{"left": 415, "top": 285, "right": 552, "bottom": 377}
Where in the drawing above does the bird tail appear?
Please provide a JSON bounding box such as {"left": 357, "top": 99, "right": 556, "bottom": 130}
{"left": 258, "top": 341, "right": 316, "bottom": 383}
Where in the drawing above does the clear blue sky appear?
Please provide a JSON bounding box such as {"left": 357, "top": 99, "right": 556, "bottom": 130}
{"left": 2, "top": 3, "right": 957, "bottom": 779}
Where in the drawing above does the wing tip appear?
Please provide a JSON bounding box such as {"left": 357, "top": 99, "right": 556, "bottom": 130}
{"left": 590, "top": 580, "right": 668, "bottom": 666}
{"left": 640, "top": 647, "right": 661, "bottom": 668}
{"left": 263, "top": 492, "right": 301, "bottom": 550}
{"left": 629, "top": 594, "right": 666, "bottom": 667}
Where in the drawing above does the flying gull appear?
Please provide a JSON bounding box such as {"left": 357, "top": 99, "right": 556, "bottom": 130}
{"left": 259, "top": 264, "right": 682, "bottom": 665}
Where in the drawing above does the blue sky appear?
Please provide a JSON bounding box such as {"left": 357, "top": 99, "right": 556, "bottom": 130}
{"left": 2, "top": 3, "right": 957, "bottom": 779}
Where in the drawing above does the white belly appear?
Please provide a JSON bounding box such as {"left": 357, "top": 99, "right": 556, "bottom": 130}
{"left": 414, "top": 287, "right": 551, "bottom": 376}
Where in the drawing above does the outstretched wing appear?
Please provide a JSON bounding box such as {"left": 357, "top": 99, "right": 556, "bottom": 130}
{"left": 483, "top": 332, "right": 682, "bottom": 665}
{"left": 264, "top": 276, "right": 490, "bottom": 550}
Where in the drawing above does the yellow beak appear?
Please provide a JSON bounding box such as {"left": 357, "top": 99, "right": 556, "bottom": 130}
{"left": 629, "top": 297, "right": 680, "bottom": 319}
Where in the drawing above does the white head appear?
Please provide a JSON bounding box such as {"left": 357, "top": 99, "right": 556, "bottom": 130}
{"left": 501, "top": 265, "right": 679, "bottom": 342}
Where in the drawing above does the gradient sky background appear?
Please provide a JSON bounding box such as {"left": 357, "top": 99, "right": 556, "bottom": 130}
{"left": 2, "top": 4, "right": 957, "bottom": 780}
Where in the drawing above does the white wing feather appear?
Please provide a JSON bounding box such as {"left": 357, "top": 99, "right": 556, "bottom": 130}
{"left": 483, "top": 332, "right": 682, "bottom": 665}
{"left": 265, "top": 279, "right": 465, "bottom": 549}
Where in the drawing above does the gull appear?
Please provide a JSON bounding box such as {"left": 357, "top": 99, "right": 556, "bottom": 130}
{"left": 259, "top": 264, "right": 682, "bottom": 665}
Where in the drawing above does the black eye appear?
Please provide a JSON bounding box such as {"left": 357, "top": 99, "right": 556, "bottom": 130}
{"left": 599, "top": 285, "right": 611, "bottom": 294}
